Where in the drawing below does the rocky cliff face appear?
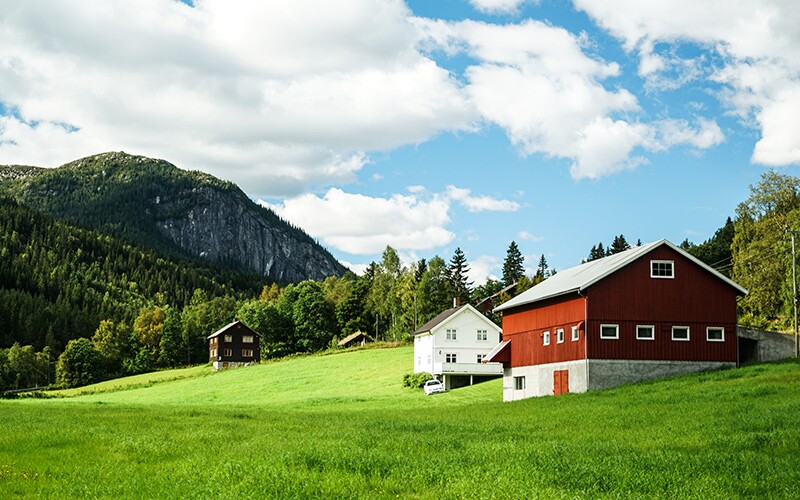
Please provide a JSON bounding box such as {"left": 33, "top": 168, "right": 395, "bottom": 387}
{"left": 155, "top": 186, "right": 345, "bottom": 282}
{"left": 1, "top": 152, "right": 348, "bottom": 283}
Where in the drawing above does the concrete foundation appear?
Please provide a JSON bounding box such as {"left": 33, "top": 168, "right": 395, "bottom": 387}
{"left": 503, "top": 358, "right": 735, "bottom": 402}
{"left": 737, "top": 327, "right": 796, "bottom": 363}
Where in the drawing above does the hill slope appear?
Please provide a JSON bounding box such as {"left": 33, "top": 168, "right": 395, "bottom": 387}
{"left": 0, "top": 152, "right": 347, "bottom": 282}
{"left": 2, "top": 349, "right": 800, "bottom": 497}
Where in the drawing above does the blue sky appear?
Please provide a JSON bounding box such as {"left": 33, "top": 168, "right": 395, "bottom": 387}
{"left": 1, "top": 0, "right": 798, "bottom": 283}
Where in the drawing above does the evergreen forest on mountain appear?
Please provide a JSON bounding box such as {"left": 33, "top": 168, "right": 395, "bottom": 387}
{"left": 1, "top": 168, "right": 799, "bottom": 391}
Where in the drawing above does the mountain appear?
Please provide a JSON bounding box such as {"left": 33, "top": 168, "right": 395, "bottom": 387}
{"left": 0, "top": 152, "right": 347, "bottom": 283}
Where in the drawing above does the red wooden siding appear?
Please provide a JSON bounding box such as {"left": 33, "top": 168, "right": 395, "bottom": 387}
{"left": 586, "top": 246, "right": 738, "bottom": 362}
{"left": 502, "top": 295, "right": 586, "bottom": 367}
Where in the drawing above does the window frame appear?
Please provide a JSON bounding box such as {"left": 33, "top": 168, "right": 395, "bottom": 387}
{"left": 223, "top": 348, "right": 232, "bottom": 357}
{"left": 600, "top": 324, "right": 619, "bottom": 340}
{"left": 706, "top": 326, "right": 725, "bottom": 342}
{"left": 672, "top": 326, "right": 690, "bottom": 342}
{"left": 650, "top": 260, "right": 675, "bottom": 279}
{"left": 224, "top": 334, "right": 233, "bottom": 343}
{"left": 557, "top": 328, "right": 565, "bottom": 344}
{"left": 514, "top": 376, "right": 525, "bottom": 390}
{"left": 571, "top": 326, "right": 579, "bottom": 342}
{"left": 242, "top": 335, "right": 254, "bottom": 343}
{"left": 446, "top": 328, "right": 457, "bottom": 341}
{"left": 242, "top": 349, "right": 254, "bottom": 357}
{"left": 476, "top": 329, "right": 488, "bottom": 341}
{"left": 476, "top": 354, "right": 485, "bottom": 363}
{"left": 445, "top": 353, "right": 457, "bottom": 363}
{"left": 543, "top": 331, "right": 551, "bottom": 346}
{"left": 636, "top": 325, "right": 655, "bottom": 341}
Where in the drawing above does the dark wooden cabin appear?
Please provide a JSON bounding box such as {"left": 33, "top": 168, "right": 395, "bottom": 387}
{"left": 208, "top": 320, "right": 261, "bottom": 369}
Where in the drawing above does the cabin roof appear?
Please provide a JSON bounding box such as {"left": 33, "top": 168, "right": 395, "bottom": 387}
{"left": 207, "top": 320, "right": 260, "bottom": 339}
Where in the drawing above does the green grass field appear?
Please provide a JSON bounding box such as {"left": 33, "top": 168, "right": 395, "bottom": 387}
{"left": 2, "top": 346, "right": 800, "bottom": 498}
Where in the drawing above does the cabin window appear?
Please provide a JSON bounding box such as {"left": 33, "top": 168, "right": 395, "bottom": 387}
{"left": 477, "top": 329, "right": 488, "bottom": 341}
{"left": 224, "top": 334, "right": 233, "bottom": 343}
{"left": 707, "top": 327, "right": 725, "bottom": 342}
{"left": 446, "top": 329, "right": 457, "bottom": 341}
{"left": 445, "top": 353, "right": 457, "bottom": 363}
{"left": 636, "top": 325, "right": 655, "bottom": 340}
{"left": 223, "top": 349, "right": 232, "bottom": 357}
{"left": 210, "top": 348, "right": 217, "bottom": 357}
{"left": 571, "top": 326, "right": 579, "bottom": 341}
{"left": 477, "top": 354, "right": 485, "bottom": 363}
{"left": 651, "top": 260, "right": 674, "bottom": 278}
{"left": 210, "top": 337, "right": 217, "bottom": 345}
{"left": 557, "top": 329, "right": 565, "bottom": 344}
{"left": 243, "top": 335, "right": 254, "bottom": 343}
{"left": 672, "top": 326, "right": 690, "bottom": 341}
{"left": 514, "top": 376, "right": 525, "bottom": 390}
{"left": 600, "top": 324, "right": 619, "bottom": 339}
{"left": 543, "top": 331, "right": 551, "bottom": 346}
{"left": 242, "top": 349, "right": 254, "bottom": 357}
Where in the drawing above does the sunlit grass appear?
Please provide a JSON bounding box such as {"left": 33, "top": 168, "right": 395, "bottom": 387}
{"left": 2, "top": 347, "right": 799, "bottom": 498}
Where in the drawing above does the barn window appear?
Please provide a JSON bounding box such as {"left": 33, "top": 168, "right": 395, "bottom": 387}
{"left": 446, "top": 329, "right": 457, "bottom": 341}
{"left": 636, "top": 325, "right": 655, "bottom": 340}
{"left": 224, "top": 334, "right": 233, "bottom": 343}
{"left": 557, "top": 329, "right": 564, "bottom": 343}
{"left": 543, "top": 331, "right": 551, "bottom": 346}
{"left": 600, "top": 324, "right": 619, "bottom": 339}
{"left": 651, "top": 260, "right": 674, "bottom": 278}
{"left": 445, "top": 353, "right": 457, "bottom": 363}
{"left": 223, "top": 349, "right": 232, "bottom": 356}
{"left": 707, "top": 327, "right": 725, "bottom": 342}
{"left": 243, "top": 335, "right": 254, "bottom": 343}
{"left": 477, "top": 330, "right": 488, "bottom": 341}
{"left": 672, "top": 326, "right": 690, "bottom": 341}
{"left": 514, "top": 376, "right": 526, "bottom": 390}
{"left": 571, "top": 326, "right": 579, "bottom": 341}
{"left": 242, "top": 349, "right": 253, "bottom": 357}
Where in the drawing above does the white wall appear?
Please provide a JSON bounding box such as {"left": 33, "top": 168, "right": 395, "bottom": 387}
{"left": 430, "top": 306, "right": 502, "bottom": 373}
{"left": 413, "top": 333, "right": 434, "bottom": 374}
{"left": 503, "top": 360, "right": 589, "bottom": 402}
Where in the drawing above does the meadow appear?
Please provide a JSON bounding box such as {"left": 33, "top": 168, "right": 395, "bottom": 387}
{"left": 2, "top": 345, "right": 799, "bottom": 498}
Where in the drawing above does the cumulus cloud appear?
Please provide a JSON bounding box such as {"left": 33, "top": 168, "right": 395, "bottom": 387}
{"left": 469, "top": 0, "right": 528, "bottom": 15}
{"left": 0, "top": 0, "right": 475, "bottom": 197}
{"left": 469, "top": 255, "right": 501, "bottom": 285}
{"left": 415, "top": 18, "right": 722, "bottom": 180}
{"left": 517, "top": 231, "right": 544, "bottom": 242}
{"left": 263, "top": 185, "right": 519, "bottom": 255}
{"left": 573, "top": 0, "right": 800, "bottom": 166}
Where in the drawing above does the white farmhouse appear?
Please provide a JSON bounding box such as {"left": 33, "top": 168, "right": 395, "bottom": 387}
{"left": 412, "top": 302, "right": 503, "bottom": 390}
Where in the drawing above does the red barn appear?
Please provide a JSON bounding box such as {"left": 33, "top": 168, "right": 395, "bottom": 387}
{"left": 487, "top": 240, "right": 747, "bottom": 401}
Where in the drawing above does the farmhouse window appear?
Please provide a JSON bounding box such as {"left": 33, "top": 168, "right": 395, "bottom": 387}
{"left": 557, "top": 329, "right": 564, "bottom": 344}
{"left": 514, "top": 376, "right": 525, "bottom": 390}
{"left": 650, "top": 260, "right": 674, "bottom": 278}
{"left": 243, "top": 335, "right": 254, "bottom": 343}
{"left": 223, "top": 349, "right": 232, "bottom": 356}
{"left": 706, "top": 327, "right": 724, "bottom": 342}
{"left": 571, "top": 326, "right": 579, "bottom": 341}
{"left": 672, "top": 326, "right": 690, "bottom": 341}
{"left": 477, "top": 329, "right": 488, "bottom": 341}
{"left": 242, "top": 349, "right": 253, "bottom": 357}
{"left": 477, "top": 354, "right": 485, "bottom": 363}
{"left": 543, "top": 331, "right": 551, "bottom": 346}
{"left": 600, "top": 324, "right": 619, "bottom": 339}
{"left": 446, "top": 329, "right": 457, "bottom": 341}
{"left": 445, "top": 353, "right": 457, "bottom": 363}
{"left": 636, "top": 325, "right": 655, "bottom": 340}
{"left": 224, "top": 334, "right": 233, "bottom": 342}
{"left": 210, "top": 348, "right": 217, "bottom": 357}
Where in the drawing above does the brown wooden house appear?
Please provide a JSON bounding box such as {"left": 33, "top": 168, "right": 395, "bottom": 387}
{"left": 487, "top": 239, "right": 747, "bottom": 401}
{"left": 208, "top": 320, "right": 261, "bottom": 370}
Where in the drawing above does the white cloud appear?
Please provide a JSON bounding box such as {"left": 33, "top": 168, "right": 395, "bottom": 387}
{"left": 573, "top": 0, "right": 800, "bottom": 166}
{"left": 262, "top": 184, "right": 521, "bottom": 255}
{"left": 469, "top": 0, "right": 527, "bottom": 15}
{"left": 469, "top": 255, "right": 500, "bottom": 285}
{"left": 517, "top": 231, "right": 544, "bottom": 242}
{"left": 415, "top": 18, "right": 723, "bottom": 180}
{"left": 0, "top": 0, "right": 475, "bottom": 197}
{"left": 445, "top": 185, "right": 520, "bottom": 212}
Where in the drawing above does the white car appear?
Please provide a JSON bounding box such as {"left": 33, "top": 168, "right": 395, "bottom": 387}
{"left": 423, "top": 379, "right": 445, "bottom": 395}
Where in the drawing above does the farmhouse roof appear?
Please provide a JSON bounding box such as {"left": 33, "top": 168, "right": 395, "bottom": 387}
{"left": 412, "top": 305, "right": 465, "bottom": 336}
{"left": 207, "top": 320, "right": 260, "bottom": 339}
{"left": 494, "top": 239, "right": 747, "bottom": 313}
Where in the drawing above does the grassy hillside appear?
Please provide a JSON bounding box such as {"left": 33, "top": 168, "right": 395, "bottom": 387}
{"left": 2, "top": 346, "right": 800, "bottom": 498}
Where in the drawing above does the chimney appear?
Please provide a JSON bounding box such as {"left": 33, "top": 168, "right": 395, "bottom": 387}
{"left": 453, "top": 297, "right": 461, "bottom": 308}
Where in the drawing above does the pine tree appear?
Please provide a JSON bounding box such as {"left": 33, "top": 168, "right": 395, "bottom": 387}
{"left": 536, "top": 255, "right": 549, "bottom": 279}
{"left": 448, "top": 247, "right": 473, "bottom": 304}
{"left": 502, "top": 241, "right": 525, "bottom": 286}
{"left": 609, "top": 234, "right": 631, "bottom": 254}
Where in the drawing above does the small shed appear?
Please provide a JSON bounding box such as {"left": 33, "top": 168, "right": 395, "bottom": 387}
{"left": 338, "top": 331, "right": 371, "bottom": 348}
{"left": 208, "top": 320, "right": 261, "bottom": 370}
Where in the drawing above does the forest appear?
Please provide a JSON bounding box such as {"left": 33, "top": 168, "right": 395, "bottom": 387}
{"left": 1, "top": 170, "right": 798, "bottom": 391}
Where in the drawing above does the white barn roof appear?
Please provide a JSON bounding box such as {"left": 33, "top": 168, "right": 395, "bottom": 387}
{"left": 494, "top": 239, "right": 747, "bottom": 313}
